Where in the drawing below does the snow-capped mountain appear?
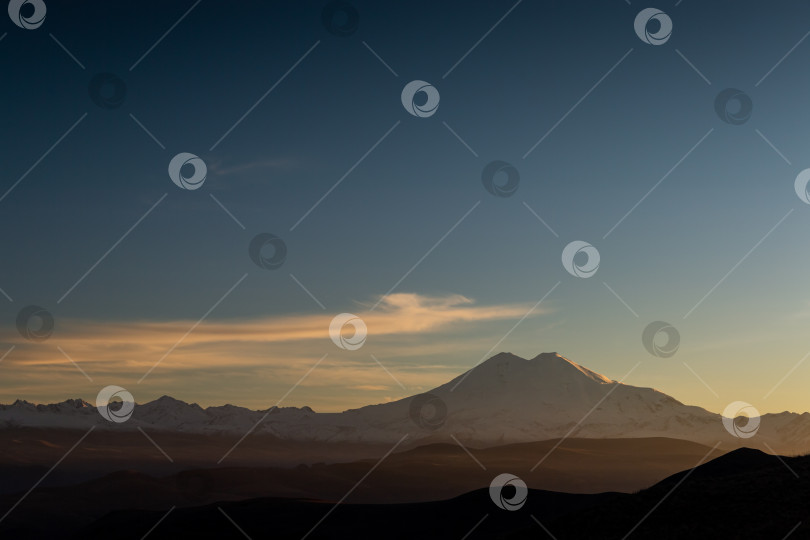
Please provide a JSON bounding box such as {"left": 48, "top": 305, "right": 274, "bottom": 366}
{"left": 3, "top": 352, "right": 810, "bottom": 453}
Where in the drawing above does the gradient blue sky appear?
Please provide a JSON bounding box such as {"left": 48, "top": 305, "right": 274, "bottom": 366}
{"left": 3, "top": 0, "right": 810, "bottom": 413}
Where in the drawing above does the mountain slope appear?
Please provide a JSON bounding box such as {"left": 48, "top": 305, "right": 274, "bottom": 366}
{"left": 519, "top": 447, "right": 810, "bottom": 539}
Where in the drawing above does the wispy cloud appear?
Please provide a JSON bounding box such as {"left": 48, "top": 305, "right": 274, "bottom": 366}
{"left": 9, "top": 293, "right": 543, "bottom": 358}
{"left": 207, "top": 157, "right": 299, "bottom": 176}
{"left": 0, "top": 293, "right": 552, "bottom": 410}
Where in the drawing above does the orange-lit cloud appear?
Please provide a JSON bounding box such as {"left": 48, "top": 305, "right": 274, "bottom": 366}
{"left": 0, "top": 293, "right": 552, "bottom": 410}
{"left": 5, "top": 293, "right": 544, "bottom": 365}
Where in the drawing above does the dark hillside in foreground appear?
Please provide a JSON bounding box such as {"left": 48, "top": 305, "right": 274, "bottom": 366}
{"left": 0, "top": 436, "right": 718, "bottom": 538}
{"left": 76, "top": 448, "right": 810, "bottom": 540}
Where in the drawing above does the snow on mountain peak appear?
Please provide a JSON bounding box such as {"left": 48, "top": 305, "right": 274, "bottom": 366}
{"left": 3, "top": 351, "right": 810, "bottom": 454}
{"left": 61, "top": 398, "right": 94, "bottom": 409}
{"left": 529, "top": 352, "right": 615, "bottom": 384}
{"left": 442, "top": 351, "right": 615, "bottom": 396}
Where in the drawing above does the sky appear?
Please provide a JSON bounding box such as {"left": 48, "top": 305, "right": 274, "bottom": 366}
{"left": 3, "top": 0, "right": 810, "bottom": 414}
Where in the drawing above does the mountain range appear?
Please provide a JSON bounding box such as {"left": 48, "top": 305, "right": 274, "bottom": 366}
{"left": 3, "top": 352, "right": 810, "bottom": 539}
{"left": 74, "top": 447, "right": 810, "bottom": 540}
{"left": 3, "top": 352, "right": 809, "bottom": 454}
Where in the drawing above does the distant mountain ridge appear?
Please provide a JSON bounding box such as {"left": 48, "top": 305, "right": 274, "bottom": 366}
{"left": 3, "top": 352, "right": 810, "bottom": 454}
{"left": 73, "top": 447, "right": 810, "bottom": 540}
